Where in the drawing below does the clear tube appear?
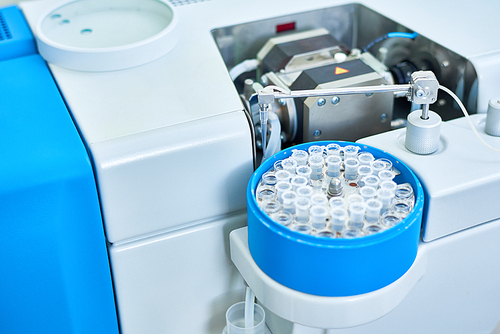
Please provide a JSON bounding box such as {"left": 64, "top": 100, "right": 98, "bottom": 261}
{"left": 282, "top": 158, "right": 297, "bottom": 175}
{"left": 344, "top": 158, "right": 359, "bottom": 180}
{"left": 310, "top": 193, "right": 328, "bottom": 207}
{"left": 291, "top": 150, "right": 309, "bottom": 166}
{"left": 330, "top": 207, "right": 347, "bottom": 232}
{"left": 326, "top": 155, "right": 342, "bottom": 177}
{"left": 275, "top": 181, "right": 292, "bottom": 203}
{"left": 275, "top": 170, "right": 291, "bottom": 183}
{"left": 376, "top": 158, "right": 393, "bottom": 171}
{"left": 395, "top": 183, "right": 414, "bottom": 208}
{"left": 292, "top": 224, "right": 312, "bottom": 234}
{"left": 393, "top": 200, "right": 412, "bottom": 218}
{"left": 329, "top": 197, "right": 347, "bottom": 211}
{"left": 361, "top": 175, "right": 380, "bottom": 189}
{"left": 381, "top": 211, "right": 402, "bottom": 227}
{"left": 378, "top": 169, "right": 395, "bottom": 182}
{"left": 261, "top": 172, "right": 277, "bottom": 186}
{"left": 310, "top": 205, "right": 328, "bottom": 229}
{"left": 341, "top": 228, "right": 362, "bottom": 238}
{"left": 357, "top": 165, "right": 373, "bottom": 185}
{"left": 309, "top": 155, "right": 324, "bottom": 180}
{"left": 370, "top": 160, "right": 386, "bottom": 177}
{"left": 343, "top": 145, "right": 359, "bottom": 160}
{"left": 281, "top": 191, "right": 297, "bottom": 214}
{"left": 326, "top": 143, "right": 342, "bottom": 156}
{"left": 296, "top": 186, "right": 314, "bottom": 198}
{"left": 380, "top": 180, "right": 397, "bottom": 194}
{"left": 296, "top": 165, "right": 312, "bottom": 181}
{"left": 377, "top": 188, "right": 395, "bottom": 212}
{"left": 358, "top": 152, "right": 374, "bottom": 166}
{"left": 359, "top": 186, "right": 377, "bottom": 202}
{"left": 349, "top": 202, "right": 366, "bottom": 229}
{"left": 262, "top": 200, "right": 280, "bottom": 215}
{"left": 272, "top": 211, "right": 293, "bottom": 226}
{"left": 365, "top": 198, "right": 383, "bottom": 223}
{"left": 346, "top": 194, "right": 364, "bottom": 205}
{"left": 317, "top": 230, "right": 335, "bottom": 238}
{"left": 257, "top": 186, "right": 276, "bottom": 202}
{"left": 364, "top": 224, "right": 384, "bottom": 236}
{"left": 273, "top": 160, "right": 283, "bottom": 171}
{"left": 291, "top": 176, "right": 308, "bottom": 191}
{"left": 295, "top": 197, "right": 311, "bottom": 223}
{"left": 308, "top": 145, "right": 324, "bottom": 156}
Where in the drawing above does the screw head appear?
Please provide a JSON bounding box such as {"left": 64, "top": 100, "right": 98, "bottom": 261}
{"left": 317, "top": 98, "right": 326, "bottom": 107}
{"left": 313, "top": 130, "right": 322, "bottom": 137}
{"left": 331, "top": 96, "right": 340, "bottom": 105}
{"left": 380, "top": 113, "right": 388, "bottom": 122}
{"left": 416, "top": 89, "right": 425, "bottom": 98}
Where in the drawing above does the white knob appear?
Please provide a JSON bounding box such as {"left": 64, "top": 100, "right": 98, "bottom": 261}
{"left": 485, "top": 97, "right": 500, "bottom": 137}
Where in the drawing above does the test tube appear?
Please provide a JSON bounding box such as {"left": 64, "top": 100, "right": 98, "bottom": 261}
{"left": 393, "top": 200, "right": 412, "bottom": 218}
{"left": 346, "top": 194, "right": 364, "bottom": 205}
{"left": 272, "top": 211, "right": 293, "bottom": 226}
{"left": 317, "top": 231, "right": 335, "bottom": 238}
{"left": 261, "top": 200, "right": 280, "bottom": 216}
{"left": 257, "top": 186, "right": 276, "bottom": 203}
{"left": 326, "top": 155, "right": 342, "bottom": 177}
{"left": 330, "top": 207, "right": 347, "bottom": 232}
{"left": 378, "top": 169, "right": 395, "bottom": 182}
{"left": 329, "top": 197, "right": 347, "bottom": 211}
{"left": 381, "top": 211, "right": 402, "bottom": 227}
{"left": 296, "top": 165, "right": 312, "bottom": 181}
{"left": 344, "top": 158, "right": 359, "bottom": 180}
{"left": 291, "top": 150, "right": 309, "bottom": 166}
{"left": 376, "top": 158, "right": 393, "bottom": 172}
{"left": 273, "top": 160, "right": 283, "bottom": 171}
{"left": 358, "top": 152, "right": 374, "bottom": 166}
{"left": 326, "top": 143, "right": 342, "bottom": 156}
{"left": 380, "top": 180, "right": 397, "bottom": 194}
{"left": 310, "top": 193, "right": 328, "bottom": 207}
{"left": 348, "top": 202, "right": 366, "bottom": 229}
{"left": 281, "top": 191, "right": 297, "bottom": 214}
{"left": 364, "top": 224, "right": 384, "bottom": 236}
{"left": 295, "top": 197, "right": 311, "bottom": 223}
{"left": 365, "top": 198, "right": 383, "bottom": 223}
{"left": 261, "top": 172, "right": 277, "bottom": 186}
{"left": 343, "top": 145, "right": 359, "bottom": 160}
{"left": 291, "top": 176, "right": 308, "bottom": 191}
{"left": 296, "top": 186, "right": 314, "bottom": 198}
{"left": 282, "top": 158, "right": 298, "bottom": 175}
{"left": 308, "top": 145, "right": 324, "bottom": 157}
{"left": 377, "top": 188, "right": 395, "bottom": 212}
{"left": 395, "top": 183, "right": 415, "bottom": 208}
{"left": 359, "top": 186, "right": 377, "bottom": 202}
{"left": 275, "top": 170, "right": 291, "bottom": 183}
{"left": 370, "top": 160, "right": 386, "bottom": 177}
{"left": 341, "top": 228, "right": 362, "bottom": 238}
{"left": 275, "top": 181, "right": 292, "bottom": 203}
{"left": 357, "top": 165, "right": 373, "bottom": 186}
{"left": 310, "top": 206, "right": 328, "bottom": 229}
{"left": 292, "top": 224, "right": 312, "bottom": 234}
{"left": 309, "top": 155, "right": 324, "bottom": 180}
{"left": 361, "top": 175, "right": 380, "bottom": 189}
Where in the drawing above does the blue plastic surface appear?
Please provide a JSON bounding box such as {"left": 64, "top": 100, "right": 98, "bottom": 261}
{"left": 0, "top": 6, "right": 36, "bottom": 61}
{"left": 247, "top": 141, "right": 424, "bottom": 297}
{"left": 0, "top": 55, "right": 119, "bottom": 333}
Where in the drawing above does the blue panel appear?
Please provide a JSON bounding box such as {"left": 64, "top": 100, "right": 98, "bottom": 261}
{"left": 0, "top": 6, "right": 36, "bottom": 61}
{"left": 0, "top": 55, "right": 119, "bottom": 333}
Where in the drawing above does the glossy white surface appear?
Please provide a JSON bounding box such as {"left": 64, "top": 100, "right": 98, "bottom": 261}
{"left": 359, "top": 115, "right": 500, "bottom": 241}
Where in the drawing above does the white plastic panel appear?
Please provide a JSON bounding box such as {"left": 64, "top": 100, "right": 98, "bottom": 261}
{"left": 358, "top": 116, "right": 500, "bottom": 241}
{"left": 109, "top": 213, "right": 247, "bottom": 334}
{"left": 92, "top": 111, "right": 253, "bottom": 243}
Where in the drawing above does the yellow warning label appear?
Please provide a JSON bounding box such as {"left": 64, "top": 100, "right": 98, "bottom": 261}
{"left": 335, "top": 67, "right": 349, "bottom": 75}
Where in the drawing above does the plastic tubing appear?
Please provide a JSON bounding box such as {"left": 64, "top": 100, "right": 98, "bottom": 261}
{"left": 229, "top": 59, "right": 259, "bottom": 81}
{"left": 244, "top": 286, "right": 255, "bottom": 328}
{"left": 262, "top": 111, "right": 282, "bottom": 161}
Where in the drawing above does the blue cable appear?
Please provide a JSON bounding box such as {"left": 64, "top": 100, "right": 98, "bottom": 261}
{"left": 362, "top": 32, "right": 418, "bottom": 53}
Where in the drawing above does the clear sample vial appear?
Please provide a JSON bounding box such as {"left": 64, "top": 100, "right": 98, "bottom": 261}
{"left": 326, "top": 155, "right": 342, "bottom": 177}
{"left": 358, "top": 152, "right": 374, "bottom": 166}
{"left": 257, "top": 186, "right": 276, "bottom": 202}
{"left": 365, "top": 198, "right": 383, "bottom": 223}
{"left": 376, "top": 158, "right": 393, "bottom": 172}
{"left": 309, "top": 155, "right": 324, "bottom": 180}
{"left": 291, "top": 176, "right": 308, "bottom": 191}
{"left": 275, "top": 181, "right": 292, "bottom": 203}
{"left": 344, "top": 158, "right": 360, "bottom": 180}
{"left": 341, "top": 228, "right": 362, "bottom": 238}
{"left": 393, "top": 200, "right": 412, "bottom": 218}
{"left": 329, "top": 197, "right": 347, "bottom": 211}
{"left": 378, "top": 169, "right": 395, "bottom": 182}
{"left": 343, "top": 145, "right": 359, "bottom": 160}
{"left": 326, "top": 143, "right": 341, "bottom": 156}
{"left": 295, "top": 186, "right": 313, "bottom": 199}
{"left": 310, "top": 193, "right": 328, "bottom": 207}
{"left": 273, "top": 160, "right": 283, "bottom": 171}
{"left": 370, "top": 160, "right": 386, "bottom": 177}
{"left": 316, "top": 230, "right": 335, "bottom": 238}
{"left": 275, "top": 170, "right": 291, "bottom": 183}
{"left": 296, "top": 165, "right": 312, "bottom": 181}
{"left": 281, "top": 191, "right": 297, "bottom": 214}
{"left": 292, "top": 224, "right": 312, "bottom": 234}
{"left": 381, "top": 211, "right": 402, "bottom": 227}
{"left": 308, "top": 145, "right": 324, "bottom": 157}
{"left": 282, "top": 158, "right": 298, "bottom": 175}
{"left": 330, "top": 207, "right": 347, "bottom": 232}
{"left": 357, "top": 165, "right": 373, "bottom": 186}
{"left": 395, "top": 183, "right": 414, "bottom": 207}
{"left": 272, "top": 211, "right": 293, "bottom": 226}
{"left": 310, "top": 205, "right": 328, "bottom": 229}
{"left": 291, "top": 150, "right": 309, "bottom": 166}
{"left": 359, "top": 186, "right": 377, "bottom": 202}
{"left": 364, "top": 224, "right": 384, "bottom": 236}
{"left": 295, "top": 197, "right": 311, "bottom": 223}
{"left": 261, "top": 172, "right": 277, "bottom": 186}
{"left": 262, "top": 200, "right": 280, "bottom": 215}
{"left": 380, "top": 180, "right": 397, "bottom": 194}
{"left": 349, "top": 202, "right": 366, "bottom": 229}
{"left": 346, "top": 194, "right": 363, "bottom": 205}
{"left": 377, "top": 188, "right": 395, "bottom": 212}
{"left": 361, "top": 175, "right": 380, "bottom": 189}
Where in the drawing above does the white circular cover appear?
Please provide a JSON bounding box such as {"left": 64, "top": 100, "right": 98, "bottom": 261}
{"left": 36, "top": 0, "right": 178, "bottom": 71}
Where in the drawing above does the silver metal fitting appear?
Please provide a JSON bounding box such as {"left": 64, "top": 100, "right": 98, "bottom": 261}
{"left": 409, "top": 71, "right": 439, "bottom": 105}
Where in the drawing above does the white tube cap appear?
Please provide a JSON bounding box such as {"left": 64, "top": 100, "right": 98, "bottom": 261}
{"left": 485, "top": 97, "right": 500, "bottom": 137}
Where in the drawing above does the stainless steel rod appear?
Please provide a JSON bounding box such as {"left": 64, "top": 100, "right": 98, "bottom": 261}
{"left": 272, "top": 84, "right": 411, "bottom": 99}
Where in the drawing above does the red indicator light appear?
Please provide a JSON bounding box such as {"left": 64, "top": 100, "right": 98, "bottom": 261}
{"left": 276, "top": 22, "right": 296, "bottom": 33}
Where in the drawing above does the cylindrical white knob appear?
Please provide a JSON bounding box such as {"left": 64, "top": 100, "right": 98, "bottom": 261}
{"left": 485, "top": 97, "right": 500, "bottom": 137}
{"left": 405, "top": 109, "right": 442, "bottom": 154}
